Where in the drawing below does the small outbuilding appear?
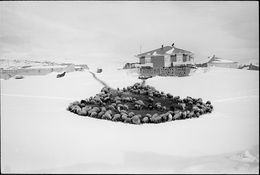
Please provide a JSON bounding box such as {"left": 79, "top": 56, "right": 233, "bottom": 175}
{"left": 207, "top": 55, "right": 238, "bottom": 68}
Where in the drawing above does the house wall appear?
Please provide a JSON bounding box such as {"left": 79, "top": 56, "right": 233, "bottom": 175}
{"left": 177, "top": 54, "right": 183, "bottom": 62}
{"left": 151, "top": 56, "right": 165, "bottom": 68}
{"left": 164, "top": 55, "right": 171, "bottom": 67}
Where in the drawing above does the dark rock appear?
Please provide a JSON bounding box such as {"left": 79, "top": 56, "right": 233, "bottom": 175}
{"left": 121, "top": 113, "right": 128, "bottom": 120}
{"left": 112, "top": 114, "right": 121, "bottom": 121}
{"left": 197, "top": 98, "right": 203, "bottom": 104}
{"left": 90, "top": 111, "right": 98, "bottom": 118}
{"left": 161, "top": 113, "right": 168, "bottom": 122}
{"left": 182, "top": 111, "right": 187, "bottom": 119}
{"left": 128, "top": 112, "right": 135, "bottom": 117}
{"left": 124, "top": 118, "right": 132, "bottom": 123}
{"left": 173, "top": 112, "right": 182, "bottom": 120}
{"left": 206, "top": 101, "right": 211, "bottom": 105}
{"left": 78, "top": 108, "right": 88, "bottom": 116}
{"left": 187, "top": 111, "right": 195, "bottom": 118}
{"left": 192, "top": 106, "right": 200, "bottom": 112}
{"left": 166, "top": 93, "right": 173, "bottom": 98}
{"left": 162, "top": 106, "right": 167, "bottom": 111}
{"left": 92, "top": 107, "right": 100, "bottom": 113}
{"left": 148, "top": 104, "right": 153, "bottom": 110}
{"left": 97, "top": 111, "right": 105, "bottom": 118}
{"left": 168, "top": 113, "right": 173, "bottom": 121}
{"left": 146, "top": 113, "right": 152, "bottom": 118}
{"left": 102, "top": 112, "right": 112, "bottom": 120}
{"left": 142, "top": 117, "right": 149, "bottom": 123}
{"left": 120, "top": 110, "right": 128, "bottom": 115}
{"left": 150, "top": 113, "right": 162, "bottom": 123}
{"left": 170, "top": 103, "right": 184, "bottom": 111}
{"left": 132, "top": 115, "right": 141, "bottom": 124}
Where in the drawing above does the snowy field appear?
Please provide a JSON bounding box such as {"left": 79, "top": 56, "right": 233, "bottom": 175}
{"left": 1, "top": 66, "right": 259, "bottom": 173}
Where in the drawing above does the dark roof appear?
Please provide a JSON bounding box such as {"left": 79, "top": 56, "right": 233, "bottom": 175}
{"left": 136, "top": 45, "right": 193, "bottom": 57}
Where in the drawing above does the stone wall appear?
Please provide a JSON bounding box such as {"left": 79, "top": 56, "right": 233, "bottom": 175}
{"left": 140, "top": 66, "right": 191, "bottom": 77}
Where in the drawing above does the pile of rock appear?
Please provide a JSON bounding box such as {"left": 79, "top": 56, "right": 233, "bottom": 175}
{"left": 67, "top": 83, "right": 213, "bottom": 125}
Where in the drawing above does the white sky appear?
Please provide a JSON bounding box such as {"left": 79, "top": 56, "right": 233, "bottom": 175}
{"left": 0, "top": 1, "right": 259, "bottom": 66}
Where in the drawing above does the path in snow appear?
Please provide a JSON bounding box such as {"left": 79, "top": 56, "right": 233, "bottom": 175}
{"left": 88, "top": 71, "right": 111, "bottom": 88}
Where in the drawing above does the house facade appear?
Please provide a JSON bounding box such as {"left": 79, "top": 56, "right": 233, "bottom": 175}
{"left": 136, "top": 44, "right": 194, "bottom": 68}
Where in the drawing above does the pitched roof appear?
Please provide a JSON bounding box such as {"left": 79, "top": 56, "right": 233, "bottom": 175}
{"left": 136, "top": 45, "right": 193, "bottom": 57}
{"left": 208, "top": 55, "right": 238, "bottom": 64}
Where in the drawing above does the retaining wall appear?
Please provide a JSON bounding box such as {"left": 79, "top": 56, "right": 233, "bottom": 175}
{"left": 140, "top": 66, "right": 191, "bottom": 77}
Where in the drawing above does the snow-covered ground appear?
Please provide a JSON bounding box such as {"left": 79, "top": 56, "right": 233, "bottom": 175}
{"left": 1, "top": 66, "right": 259, "bottom": 173}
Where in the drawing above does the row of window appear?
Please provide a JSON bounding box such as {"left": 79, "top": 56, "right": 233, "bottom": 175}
{"left": 170, "top": 55, "right": 192, "bottom": 62}
{"left": 140, "top": 55, "right": 193, "bottom": 63}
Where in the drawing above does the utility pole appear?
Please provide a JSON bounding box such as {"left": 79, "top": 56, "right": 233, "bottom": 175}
{"left": 140, "top": 45, "right": 142, "bottom": 54}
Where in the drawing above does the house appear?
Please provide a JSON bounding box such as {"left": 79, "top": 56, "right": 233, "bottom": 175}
{"left": 135, "top": 43, "right": 194, "bottom": 68}
{"left": 207, "top": 55, "right": 238, "bottom": 68}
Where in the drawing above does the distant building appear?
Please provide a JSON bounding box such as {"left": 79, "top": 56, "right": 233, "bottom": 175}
{"left": 207, "top": 55, "right": 238, "bottom": 68}
{"left": 135, "top": 44, "right": 194, "bottom": 68}
{"left": 123, "top": 62, "right": 140, "bottom": 69}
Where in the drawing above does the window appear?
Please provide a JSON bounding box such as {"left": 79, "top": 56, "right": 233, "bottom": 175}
{"left": 183, "top": 54, "right": 187, "bottom": 62}
{"left": 171, "top": 55, "right": 177, "bottom": 62}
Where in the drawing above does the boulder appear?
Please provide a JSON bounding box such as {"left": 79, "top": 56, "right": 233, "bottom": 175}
{"left": 90, "top": 111, "right": 98, "bottom": 118}
{"left": 155, "top": 102, "right": 162, "bottom": 109}
{"left": 145, "top": 113, "right": 152, "bottom": 118}
{"left": 150, "top": 113, "right": 162, "bottom": 123}
{"left": 78, "top": 108, "right": 88, "bottom": 116}
{"left": 108, "top": 105, "right": 116, "bottom": 111}
{"left": 101, "top": 107, "right": 106, "bottom": 112}
{"left": 121, "top": 113, "right": 128, "bottom": 120}
{"left": 192, "top": 106, "right": 200, "bottom": 112}
{"left": 135, "top": 100, "right": 145, "bottom": 106}
{"left": 134, "top": 104, "right": 140, "bottom": 110}
{"left": 173, "top": 112, "right": 182, "bottom": 120}
{"left": 182, "top": 111, "right": 187, "bottom": 119}
{"left": 97, "top": 111, "right": 105, "bottom": 118}
{"left": 197, "top": 98, "right": 203, "bottom": 104}
{"left": 166, "top": 93, "right": 173, "bottom": 98}
{"left": 148, "top": 104, "right": 153, "bottom": 110}
{"left": 128, "top": 112, "right": 135, "bottom": 117}
{"left": 124, "top": 118, "right": 132, "bottom": 123}
{"left": 148, "top": 97, "right": 154, "bottom": 103}
{"left": 168, "top": 113, "right": 173, "bottom": 121}
{"left": 120, "top": 110, "right": 128, "bottom": 115}
{"left": 162, "top": 106, "right": 167, "bottom": 111}
{"left": 106, "top": 110, "right": 113, "bottom": 115}
{"left": 142, "top": 117, "right": 149, "bottom": 123}
{"left": 161, "top": 113, "right": 168, "bottom": 122}
{"left": 132, "top": 115, "right": 141, "bottom": 124}
{"left": 92, "top": 107, "right": 100, "bottom": 113}
{"left": 72, "top": 101, "right": 80, "bottom": 106}
{"left": 112, "top": 114, "right": 121, "bottom": 121}
{"left": 102, "top": 113, "right": 112, "bottom": 120}
{"left": 187, "top": 111, "right": 195, "bottom": 118}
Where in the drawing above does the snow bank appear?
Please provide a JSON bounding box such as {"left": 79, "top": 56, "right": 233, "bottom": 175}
{"left": 1, "top": 67, "right": 259, "bottom": 173}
